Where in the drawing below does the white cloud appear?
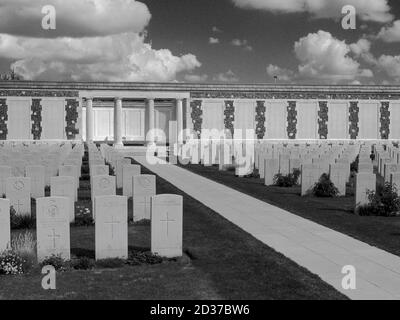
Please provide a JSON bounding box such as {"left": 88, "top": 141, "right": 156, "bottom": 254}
{"left": 376, "top": 55, "right": 400, "bottom": 82}
{"left": 213, "top": 70, "right": 239, "bottom": 82}
{"left": 267, "top": 31, "right": 374, "bottom": 84}
{"left": 232, "top": 0, "right": 393, "bottom": 23}
{"left": 377, "top": 20, "right": 400, "bottom": 42}
{"left": 0, "top": 0, "right": 151, "bottom": 38}
{"left": 209, "top": 37, "right": 220, "bottom": 44}
{"left": 266, "top": 64, "right": 295, "bottom": 81}
{"left": 294, "top": 31, "right": 373, "bottom": 82}
{"left": 0, "top": 33, "right": 201, "bottom": 81}
{"left": 184, "top": 74, "right": 209, "bottom": 82}
{"left": 231, "top": 39, "right": 253, "bottom": 51}
{"left": 212, "top": 26, "right": 223, "bottom": 33}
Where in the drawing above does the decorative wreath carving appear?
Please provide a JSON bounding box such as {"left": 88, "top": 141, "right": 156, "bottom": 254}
{"left": 287, "top": 101, "right": 297, "bottom": 139}
{"left": 31, "top": 99, "right": 42, "bottom": 140}
{"left": 380, "top": 101, "right": 390, "bottom": 140}
{"left": 349, "top": 101, "right": 359, "bottom": 140}
{"left": 318, "top": 101, "right": 328, "bottom": 139}
{"left": 65, "top": 99, "right": 79, "bottom": 140}
{"left": 190, "top": 100, "right": 203, "bottom": 139}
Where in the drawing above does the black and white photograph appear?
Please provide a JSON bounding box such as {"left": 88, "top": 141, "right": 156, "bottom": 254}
{"left": 0, "top": 0, "right": 400, "bottom": 307}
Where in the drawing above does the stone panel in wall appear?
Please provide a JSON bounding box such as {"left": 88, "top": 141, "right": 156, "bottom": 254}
{"left": 41, "top": 99, "right": 65, "bottom": 140}
{"left": 94, "top": 108, "right": 114, "bottom": 141}
{"left": 123, "top": 108, "right": 145, "bottom": 140}
{"left": 296, "top": 101, "right": 318, "bottom": 139}
{"left": 328, "top": 101, "right": 348, "bottom": 139}
{"left": 265, "top": 101, "right": 287, "bottom": 139}
{"left": 390, "top": 102, "right": 400, "bottom": 139}
{"left": 201, "top": 100, "right": 224, "bottom": 139}
{"left": 358, "top": 102, "right": 379, "bottom": 139}
{"left": 7, "top": 98, "right": 31, "bottom": 140}
{"left": 234, "top": 100, "right": 255, "bottom": 139}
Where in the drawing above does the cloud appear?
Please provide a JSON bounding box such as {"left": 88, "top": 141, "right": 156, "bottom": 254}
{"left": 0, "top": 0, "right": 151, "bottom": 38}
{"left": 212, "top": 26, "right": 223, "bottom": 33}
{"left": 266, "top": 64, "right": 295, "bottom": 81}
{"left": 209, "top": 37, "right": 220, "bottom": 44}
{"left": 231, "top": 39, "right": 253, "bottom": 51}
{"left": 0, "top": 33, "right": 201, "bottom": 81}
{"left": 349, "top": 38, "right": 376, "bottom": 65}
{"left": 231, "top": 0, "right": 393, "bottom": 23}
{"left": 294, "top": 31, "right": 373, "bottom": 82}
{"left": 184, "top": 74, "right": 209, "bottom": 82}
{"left": 213, "top": 70, "right": 239, "bottom": 82}
{"left": 267, "top": 31, "right": 374, "bottom": 84}
{"left": 377, "top": 20, "right": 400, "bottom": 42}
{"left": 376, "top": 55, "right": 400, "bottom": 82}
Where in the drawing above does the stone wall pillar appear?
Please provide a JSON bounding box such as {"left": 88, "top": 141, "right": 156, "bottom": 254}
{"left": 146, "top": 98, "right": 155, "bottom": 146}
{"left": 114, "top": 97, "right": 123, "bottom": 147}
{"left": 86, "top": 97, "right": 94, "bottom": 142}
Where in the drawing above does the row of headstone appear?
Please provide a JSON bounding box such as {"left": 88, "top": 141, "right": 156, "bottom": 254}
{"left": 0, "top": 194, "right": 184, "bottom": 261}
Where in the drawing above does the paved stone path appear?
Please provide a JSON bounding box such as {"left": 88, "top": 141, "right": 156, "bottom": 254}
{"left": 132, "top": 154, "right": 400, "bottom": 300}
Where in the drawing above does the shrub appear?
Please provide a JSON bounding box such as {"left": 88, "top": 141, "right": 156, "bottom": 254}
{"left": 40, "top": 254, "right": 69, "bottom": 271}
{"left": 312, "top": 174, "right": 339, "bottom": 198}
{"left": 350, "top": 156, "right": 359, "bottom": 173}
{"left": 95, "top": 258, "right": 125, "bottom": 269}
{"left": 10, "top": 208, "right": 36, "bottom": 230}
{"left": 71, "top": 257, "right": 95, "bottom": 270}
{"left": 0, "top": 250, "right": 25, "bottom": 275}
{"left": 11, "top": 231, "right": 36, "bottom": 271}
{"left": 127, "top": 251, "right": 163, "bottom": 266}
{"left": 273, "top": 169, "right": 301, "bottom": 187}
{"left": 358, "top": 183, "right": 400, "bottom": 217}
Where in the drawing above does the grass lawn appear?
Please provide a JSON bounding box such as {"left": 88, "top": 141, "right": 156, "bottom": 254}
{"left": 0, "top": 157, "right": 346, "bottom": 300}
{"left": 179, "top": 163, "right": 400, "bottom": 258}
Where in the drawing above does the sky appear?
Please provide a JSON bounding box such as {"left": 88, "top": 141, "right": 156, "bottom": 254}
{"left": 0, "top": 0, "right": 400, "bottom": 85}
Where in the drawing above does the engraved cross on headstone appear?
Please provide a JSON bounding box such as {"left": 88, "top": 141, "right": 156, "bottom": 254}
{"left": 105, "top": 216, "right": 120, "bottom": 239}
{"left": 48, "top": 229, "right": 61, "bottom": 249}
{"left": 160, "top": 212, "right": 175, "bottom": 237}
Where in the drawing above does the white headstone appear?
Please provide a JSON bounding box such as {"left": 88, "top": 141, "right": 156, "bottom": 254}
{"left": 36, "top": 197, "right": 71, "bottom": 262}
{"left": 329, "top": 164, "right": 348, "bottom": 196}
{"left": 358, "top": 163, "right": 373, "bottom": 173}
{"left": 355, "top": 173, "right": 376, "bottom": 211}
{"left": 301, "top": 164, "right": 320, "bottom": 196}
{"left": 133, "top": 175, "right": 156, "bottom": 222}
{"left": 90, "top": 165, "right": 109, "bottom": 177}
{"left": 122, "top": 164, "right": 141, "bottom": 196}
{"left": 6, "top": 177, "right": 31, "bottom": 216}
{"left": 151, "top": 194, "right": 183, "bottom": 258}
{"left": 116, "top": 158, "right": 131, "bottom": 189}
{"left": 264, "top": 158, "right": 279, "bottom": 186}
{"left": 26, "top": 165, "right": 45, "bottom": 199}
{"left": 59, "top": 165, "right": 79, "bottom": 201}
{"left": 91, "top": 175, "right": 116, "bottom": 220}
{"left": 0, "top": 166, "right": 12, "bottom": 196}
{"left": 95, "top": 195, "right": 128, "bottom": 260}
{"left": 51, "top": 176, "right": 76, "bottom": 223}
{"left": 0, "top": 199, "right": 10, "bottom": 252}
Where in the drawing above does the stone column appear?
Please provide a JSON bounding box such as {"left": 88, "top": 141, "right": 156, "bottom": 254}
{"left": 176, "top": 98, "right": 183, "bottom": 144}
{"left": 114, "top": 97, "right": 123, "bottom": 147}
{"left": 86, "top": 97, "right": 94, "bottom": 142}
{"left": 147, "top": 98, "right": 155, "bottom": 146}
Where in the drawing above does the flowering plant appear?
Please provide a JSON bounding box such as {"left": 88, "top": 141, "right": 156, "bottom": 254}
{"left": 0, "top": 250, "right": 25, "bottom": 275}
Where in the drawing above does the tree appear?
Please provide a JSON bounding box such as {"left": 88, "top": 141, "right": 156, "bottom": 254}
{"left": 0, "top": 69, "right": 23, "bottom": 81}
